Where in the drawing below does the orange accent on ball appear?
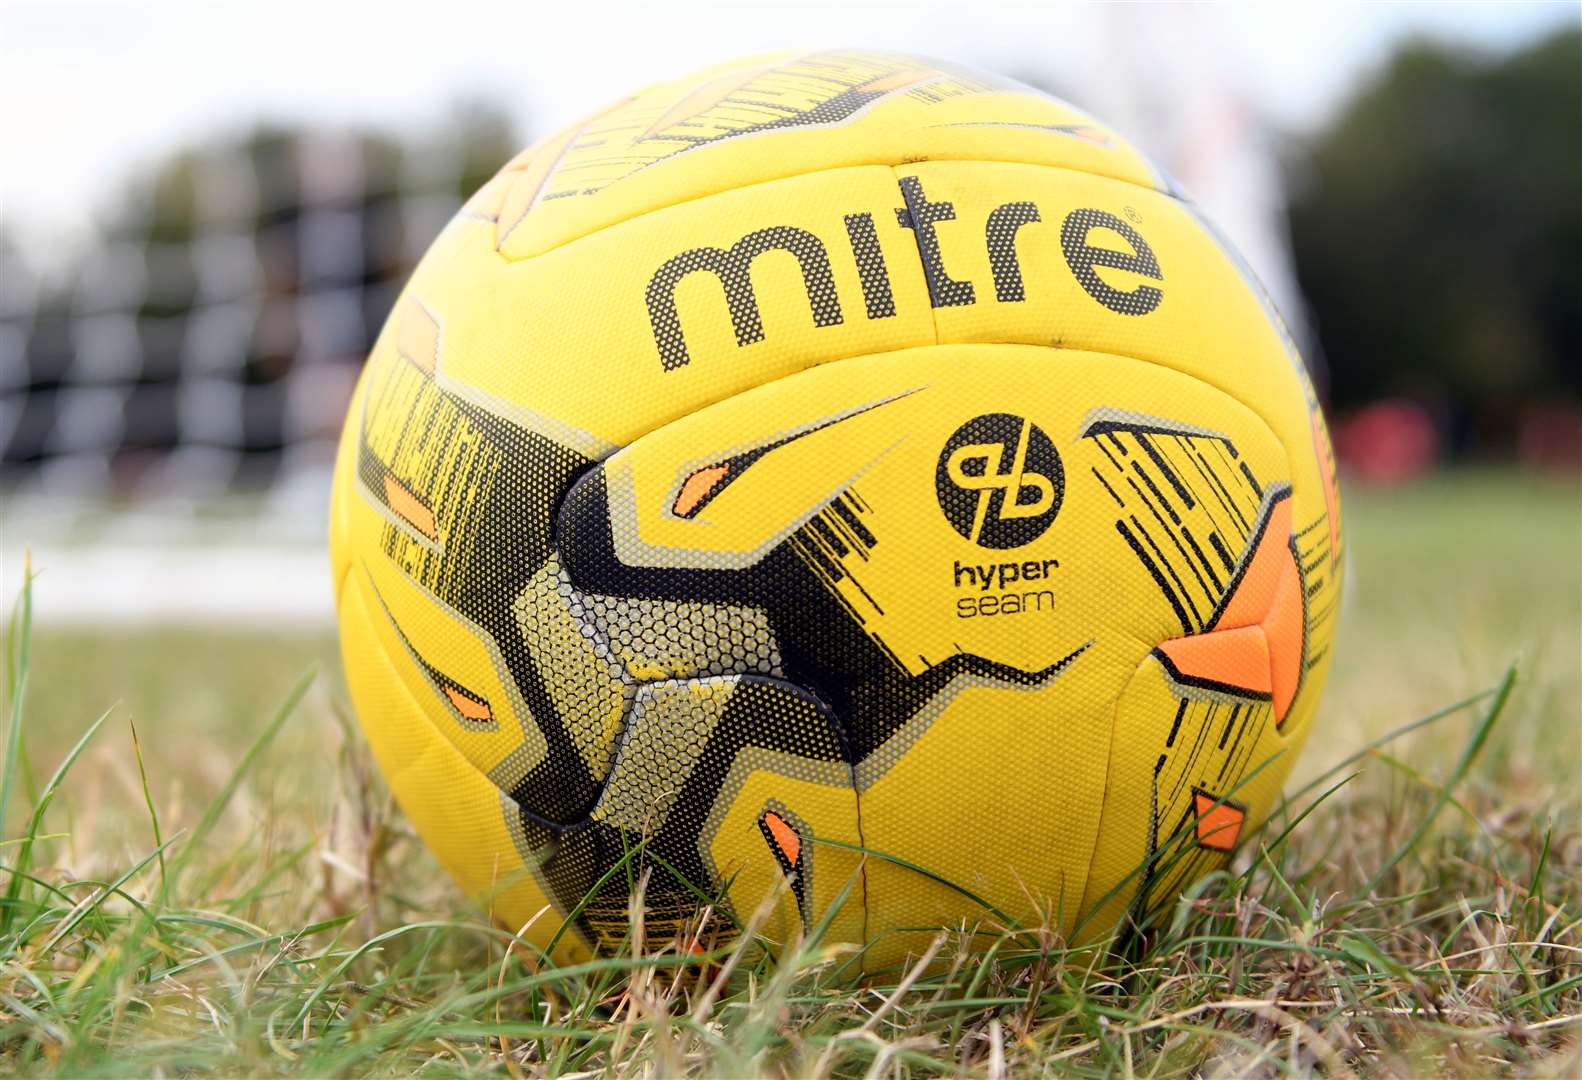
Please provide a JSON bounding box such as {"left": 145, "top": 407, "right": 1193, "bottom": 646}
{"left": 762, "top": 810, "right": 802, "bottom": 866}
{"left": 383, "top": 474, "right": 438, "bottom": 540}
{"left": 1193, "top": 791, "right": 1245, "bottom": 852}
{"left": 1157, "top": 495, "right": 1304, "bottom": 722}
{"left": 443, "top": 685, "right": 493, "bottom": 722}
{"left": 672, "top": 463, "right": 731, "bottom": 517}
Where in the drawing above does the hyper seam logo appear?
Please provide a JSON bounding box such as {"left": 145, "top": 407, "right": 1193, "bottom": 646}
{"left": 935, "top": 413, "right": 1064, "bottom": 549}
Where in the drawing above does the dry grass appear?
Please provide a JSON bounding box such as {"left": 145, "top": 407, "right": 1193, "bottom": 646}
{"left": 2, "top": 470, "right": 1578, "bottom": 1076}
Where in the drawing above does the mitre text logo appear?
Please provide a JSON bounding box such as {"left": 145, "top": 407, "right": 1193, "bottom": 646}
{"left": 645, "top": 176, "right": 1165, "bottom": 371}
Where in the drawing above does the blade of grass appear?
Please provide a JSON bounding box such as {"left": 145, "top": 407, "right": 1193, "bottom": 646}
{"left": 39, "top": 832, "right": 183, "bottom": 952}
{"left": 813, "top": 835, "right": 1015, "bottom": 929}
{"left": 1363, "top": 664, "right": 1517, "bottom": 896}
{"left": 158, "top": 914, "right": 356, "bottom": 980}
{"left": 1281, "top": 684, "right": 1498, "bottom": 807}
{"left": 1, "top": 704, "right": 116, "bottom": 933}
{"left": 1, "top": 551, "right": 35, "bottom": 845}
{"left": 184, "top": 666, "right": 315, "bottom": 857}
{"left": 127, "top": 717, "right": 167, "bottom": 904}
{"left": 537, "top": 831, "right": 655, "bottom": 964}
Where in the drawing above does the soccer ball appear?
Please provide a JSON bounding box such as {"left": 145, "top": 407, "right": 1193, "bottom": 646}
{"left": 330, "top": 50, "right": 1343, "bottom": 968}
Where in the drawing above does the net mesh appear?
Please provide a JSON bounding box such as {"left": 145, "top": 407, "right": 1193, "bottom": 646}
{"left": 1, "top": 117, "right": 512, "bottom": 500}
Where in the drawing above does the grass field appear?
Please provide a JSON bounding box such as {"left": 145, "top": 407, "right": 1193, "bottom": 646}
{"left": 3, "top": 469, "right": 1579, "bottom": 1076}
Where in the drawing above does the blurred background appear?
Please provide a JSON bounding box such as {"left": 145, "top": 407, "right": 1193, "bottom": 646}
{"left": 2, "top": 0, "right": 1578, "bottom": 629}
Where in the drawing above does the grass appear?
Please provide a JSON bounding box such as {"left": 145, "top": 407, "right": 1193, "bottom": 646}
{"left": 2, "top": 468, "right": 1579, "bottom": 1076}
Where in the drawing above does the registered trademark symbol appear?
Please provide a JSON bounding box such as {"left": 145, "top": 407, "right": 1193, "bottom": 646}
{"left": 1123, "top": 205, "right": 1142, "bottom": 223}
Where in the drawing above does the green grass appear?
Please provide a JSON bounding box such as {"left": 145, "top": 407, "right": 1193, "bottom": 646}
{"left": 3, "top": 469, "right": 1579, "bottom": 1076}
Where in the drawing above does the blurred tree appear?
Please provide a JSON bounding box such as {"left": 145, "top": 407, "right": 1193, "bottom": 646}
{"left": 1287, "top": 28, "right": 1581, "bottom": 456}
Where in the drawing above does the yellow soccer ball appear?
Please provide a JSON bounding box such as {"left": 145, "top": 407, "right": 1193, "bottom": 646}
{"left": 330, "top": 50, "right": 1344, "bottom": 968}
